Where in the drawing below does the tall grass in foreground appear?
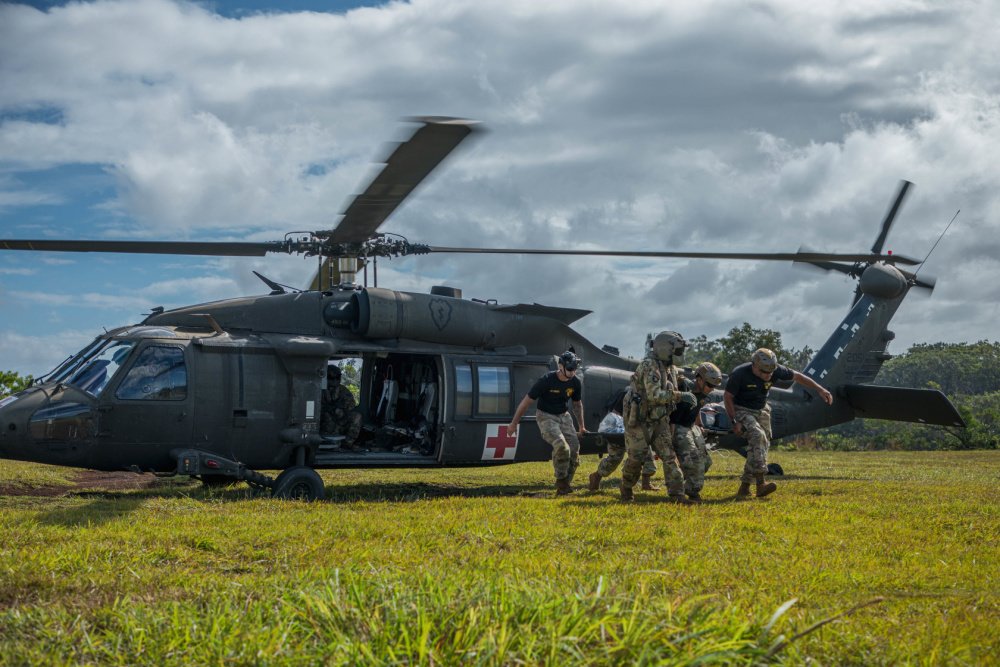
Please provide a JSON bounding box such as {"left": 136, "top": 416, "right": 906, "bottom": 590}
{"left": 1, "top": 575, "right": 799, "bottom": 665}
{"left": 1, "top": 450, "right": 997, "bottom": 665}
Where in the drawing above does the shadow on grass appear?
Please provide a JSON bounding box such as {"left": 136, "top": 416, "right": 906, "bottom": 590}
{"left": 712, "top": 473, "right": 859, "bottom": 481}
{"left": 322, "top": 481, "right": 554, "bottom": 502}
{"left": 567, "top": 492, "right": 748, "bottom": 507}
{"left": 19, "top": 478, "right": 561, "bottom": 515}
{"left": 35, "top": 497, "right": 150, "bottom": 527}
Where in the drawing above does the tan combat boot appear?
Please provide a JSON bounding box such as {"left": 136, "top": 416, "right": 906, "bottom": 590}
{"left": 755, "top": 474, "right": 776, "bottom": 498}
{"left": 620, "top": 484, "right": 634, "bottom": 502}
{"left": 555, "top": 478, "right": 573, "bottom": 495}
{"left": 641, "top": 474, "right": 659, "bottom": 491}
{"left": 588, "top": 471, "right": 602, "bottom": 492}
{"left": 736, "top": 481, "right": 752, "bottom": 500}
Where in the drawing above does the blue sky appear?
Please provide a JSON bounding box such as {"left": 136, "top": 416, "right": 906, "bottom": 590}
{"left": 2, "top": 0, "right": 1000, "bottom": 375}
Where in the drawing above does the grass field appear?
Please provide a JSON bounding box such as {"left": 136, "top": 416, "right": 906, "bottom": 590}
{"left": 0, "top": 450, "right": 997, "bottom": 665}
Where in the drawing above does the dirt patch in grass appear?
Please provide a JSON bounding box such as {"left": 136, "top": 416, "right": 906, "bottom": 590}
{"left": 0, "top": 470, "right": 163, "bottom": 497}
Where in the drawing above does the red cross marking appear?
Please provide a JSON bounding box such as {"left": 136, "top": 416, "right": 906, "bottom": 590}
{"left": 484, "top": 427, "right": 517, "bottom": 460}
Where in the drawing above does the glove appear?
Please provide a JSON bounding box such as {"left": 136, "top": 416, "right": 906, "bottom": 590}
{"left": 676, "top": 392, "right": 697, "bottom": 409}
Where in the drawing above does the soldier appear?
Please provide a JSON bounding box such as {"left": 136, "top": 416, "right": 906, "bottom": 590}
{"left": 671, "top": 362, "right": 723, "bottom": 502}
{"left": 724, "top": 348, "right": 833, "bottom": 499}
{"left": 508, "top": 351, "right": 587, "bottom": 495}
{"left": 620, "top": 331, "right": 697, "bottom": 503}
{"left": 588, "top": 390, "right": 659, "bottom": 492}
{"left": 321, "top": 364, "right": 362, "bottom": 447}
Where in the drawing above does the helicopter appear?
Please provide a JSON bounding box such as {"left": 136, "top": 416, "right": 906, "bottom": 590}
{"left": 0, "top": 117, "right": 964, "bottom": 500}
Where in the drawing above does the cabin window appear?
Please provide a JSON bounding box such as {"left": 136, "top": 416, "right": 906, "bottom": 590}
{"left": 475, "top": 365, "right": 512, "bottom": 416}
{"left": 454, "top": 364, "right": 473, "bottom": 417}
{"left": 115, "top": 345, "right": 187, "bottom": 401}
{"left": 453, "top": 363, "right": 513, "bottom": 418}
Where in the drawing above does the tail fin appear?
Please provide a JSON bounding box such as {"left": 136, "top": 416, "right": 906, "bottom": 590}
{"left": 801, "top": 289, "right": 906, "bottom": 388}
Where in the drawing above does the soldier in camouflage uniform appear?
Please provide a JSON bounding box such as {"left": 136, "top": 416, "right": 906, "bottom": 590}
{"left": 588, "top": 391, "right": 659, "bottom": 492}
{"left": 671, "top": 362, "right": 723, "bottom": 502}
{"left": 321, "top": 365, "right": 362, "bottom": 446}
{"left": 620, "top": 331, "right": 697, "bottom": 503}
{"left": 724, "top": 348, "right": 833, "bottom": 499}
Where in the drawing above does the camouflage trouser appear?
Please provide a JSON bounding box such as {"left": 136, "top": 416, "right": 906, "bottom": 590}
{"left": 597, "top": 436, "right": 657, "bottom": 477}
{"left": 536, "top": 409, "right": 580, "bottom": 483}
{"left": 675, "top": 424, "right": 712, "bottom": 495}
{"left": 735, "top": 404, "right": 772, "bottom": 483}
{"left": 321, "top": 409, "right": 362, "bottom": 443}
{"left": 622, "top": 420, "right": 685, "bottom": 497}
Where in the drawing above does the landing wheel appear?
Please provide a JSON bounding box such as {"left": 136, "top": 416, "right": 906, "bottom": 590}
{"left": 767, "top": 462, "right": 785, "bottom": 476}
{"left": 272, "top": 466, "right": 325, "bottom": 501}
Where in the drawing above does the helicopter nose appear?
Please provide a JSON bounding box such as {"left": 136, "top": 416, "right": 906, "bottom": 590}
{"left": 0, "top": 396, "right": 25, "bottom": 460}
{"left": 0, "top": 390, "right": 45, "bottom": 462}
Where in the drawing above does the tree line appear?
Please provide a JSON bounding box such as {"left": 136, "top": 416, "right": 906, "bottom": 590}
{"left": 684, "top": 327, "right": 1000, "bottom": 451}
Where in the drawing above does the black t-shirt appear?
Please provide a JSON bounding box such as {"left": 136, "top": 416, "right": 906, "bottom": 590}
{"left": 528, "top": 371, "right": 582, "bottom": 415}
{"left": 725, "top": 362, "right": 794, "bottom": 410}
{"left": 670, "top": 377, "right": 715, "bottom": 428}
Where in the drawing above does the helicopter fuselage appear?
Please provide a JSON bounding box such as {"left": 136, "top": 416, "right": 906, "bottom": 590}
{"left": 0, "top": 287, "right": 640, "bottom": 474}
{"left": 0, "top": 275, "right": 964, "bottom": 482}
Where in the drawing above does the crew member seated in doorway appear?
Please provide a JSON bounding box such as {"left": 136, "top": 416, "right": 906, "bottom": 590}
{"left": 321, "top": 364, "right": 362, "bottom": 448}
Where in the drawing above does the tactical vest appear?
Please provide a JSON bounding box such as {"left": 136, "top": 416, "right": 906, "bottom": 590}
{"left": 624, "top": 357, "right": 678, "bottom": 424}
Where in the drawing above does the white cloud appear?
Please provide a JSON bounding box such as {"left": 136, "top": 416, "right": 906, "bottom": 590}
{"left": 1, "top": 0, "right": 999, "bottom": 368}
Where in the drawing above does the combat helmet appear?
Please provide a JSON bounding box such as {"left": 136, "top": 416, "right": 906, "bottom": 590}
{"left": 327, "top": 364, "right": 343, "bottom": 381}
{"left": 559, "top": 350, "right": 581, "bottom": 371}
{"left": 651, "top": 331, "right": 686, "bottom": 362}
{"left": 695, "top": 362, "right": 723, "bottom": 387}
{"left": 751, "top": 348, "right": 778, "bottom": 373}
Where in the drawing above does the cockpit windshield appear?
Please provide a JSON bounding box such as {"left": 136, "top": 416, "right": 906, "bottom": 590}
{"left": 66, "top": 340, "right": 136, "bottom": 396}
{"left": 47, "top": 336, "right": 104, "bottom": 384}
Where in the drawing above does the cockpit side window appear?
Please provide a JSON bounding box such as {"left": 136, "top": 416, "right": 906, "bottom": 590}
{"left": 67, "top": 340, "right": 136, "bottom": 396}
{"left": 115, "top": 345, "right": 187, "bottom": 401}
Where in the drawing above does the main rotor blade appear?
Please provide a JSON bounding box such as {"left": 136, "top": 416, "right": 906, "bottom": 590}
{"left": 322, "top": 117, "right": 480, "bottom": 244}
{"left": 424, "top": 246, "right": 922, "bottom": 266}
{"left": 795, "top": 260, "right": 857, "bottom": 276}
{"left": 0, "top": 239, "right": 279, "bottom": 256}
{"left": 871, "top": 180, "right": 912, "bottom": 254}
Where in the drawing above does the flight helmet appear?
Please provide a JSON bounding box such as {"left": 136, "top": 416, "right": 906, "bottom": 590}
{"left": 559, "top": 351, "right": 580, "bottom": 371}
{"left": 652, "top": 331, "right": 686, "bottom": 362}
{"left": 751, "top": 348, "right": 778, "bottom": 373}
{"left": 695, "top": 362, "right": 723, "bottom": 387}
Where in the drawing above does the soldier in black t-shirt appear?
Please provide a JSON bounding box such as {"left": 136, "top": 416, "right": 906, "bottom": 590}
{"left": 724, "top": 348, "right": 833, "bottom": 499}
{"left": 508, "top": 351, "right": 587, "bottom": 495}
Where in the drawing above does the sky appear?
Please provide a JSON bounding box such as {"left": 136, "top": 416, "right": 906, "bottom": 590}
{"left": 2, "top": 0, "right": 999, "bottom": 377}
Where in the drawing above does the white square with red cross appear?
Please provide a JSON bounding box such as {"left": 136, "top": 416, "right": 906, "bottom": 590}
{"left": 482, "top": 423, "right": 518, "bottom": 460}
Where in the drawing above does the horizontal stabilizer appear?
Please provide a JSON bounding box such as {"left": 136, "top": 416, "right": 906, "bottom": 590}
{"left": 493, "top": 303, "right": 592, "bottom": 325}
{"left": 843, "top": 385, "right": 965, "bottom": 427}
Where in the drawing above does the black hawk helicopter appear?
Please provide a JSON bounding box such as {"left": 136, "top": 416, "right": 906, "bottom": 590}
{"left": 0, "top": 118, "right": 964, "bottom": 499}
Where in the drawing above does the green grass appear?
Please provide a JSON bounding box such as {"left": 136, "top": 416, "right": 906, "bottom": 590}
{"left": 1, "top": 451, "right": 997, "bottom": 665}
